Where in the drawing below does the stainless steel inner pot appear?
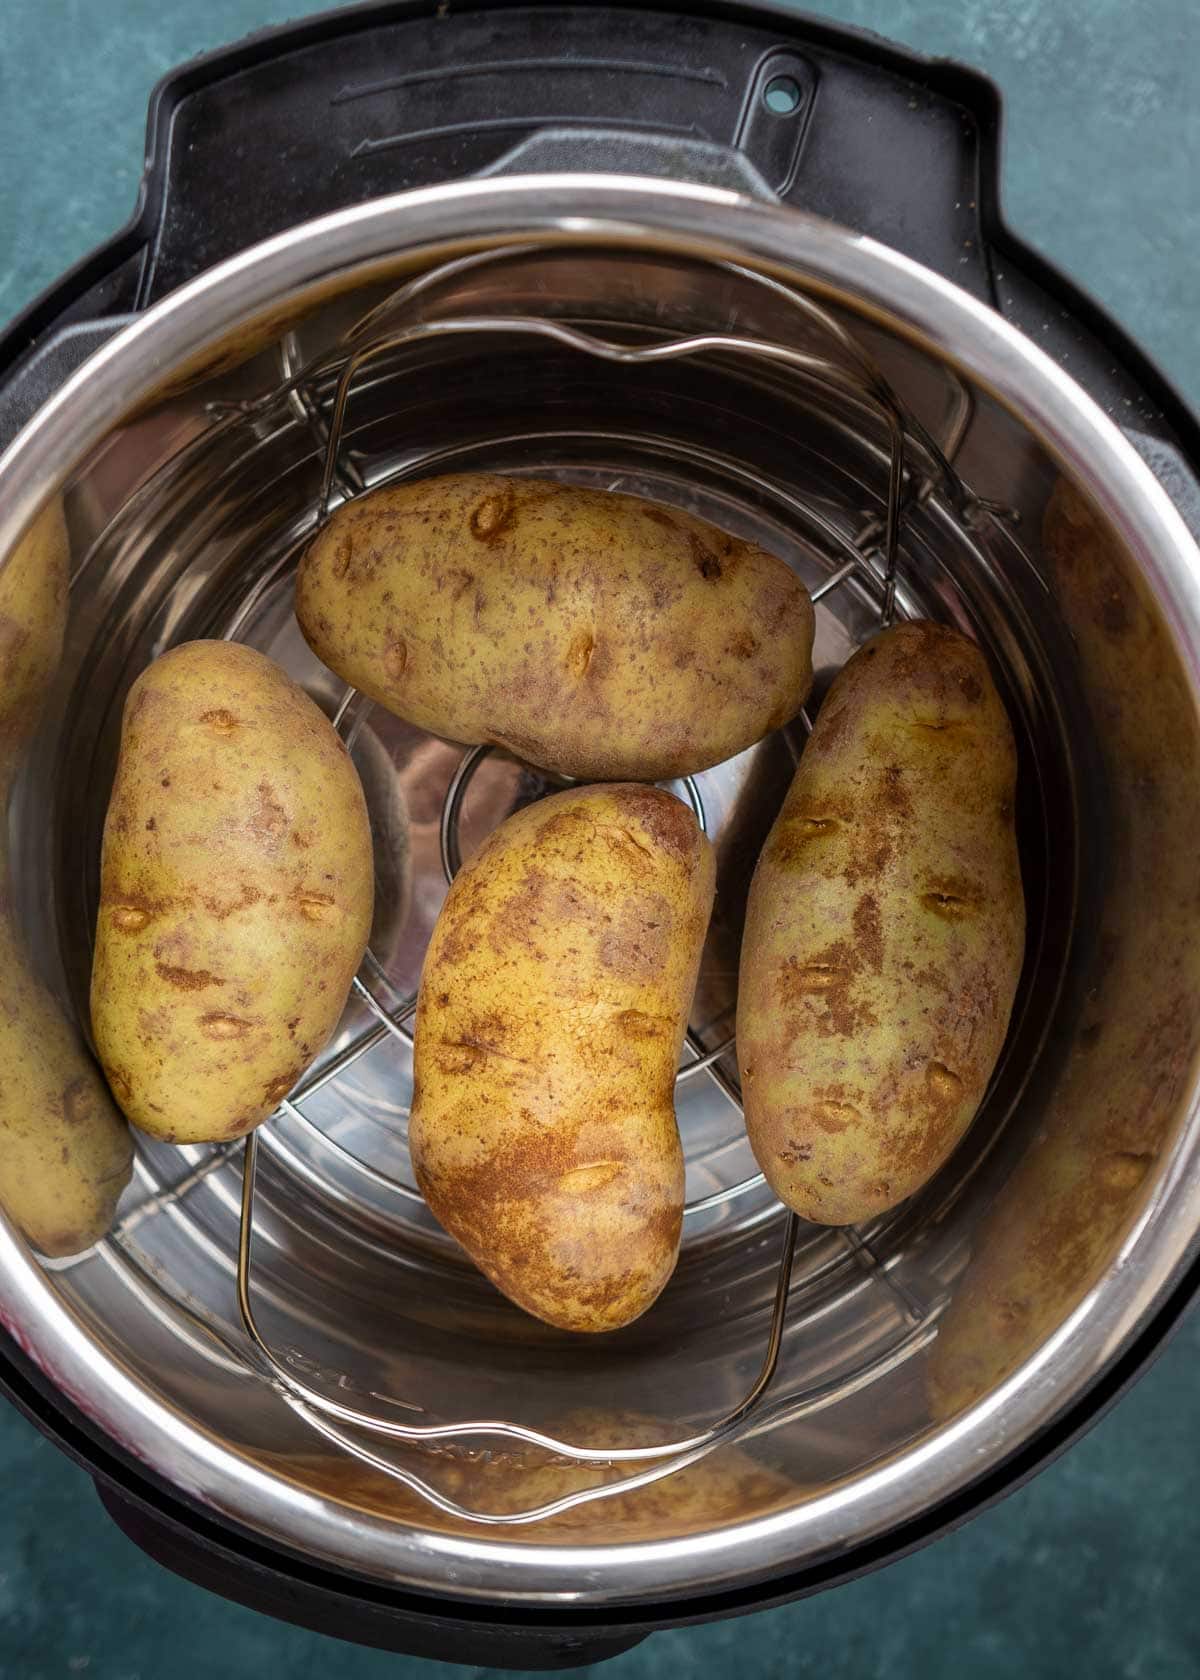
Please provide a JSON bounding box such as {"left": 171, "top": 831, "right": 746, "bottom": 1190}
{"left": 2, "top": 175, "right": 1199, "bottom": 1605}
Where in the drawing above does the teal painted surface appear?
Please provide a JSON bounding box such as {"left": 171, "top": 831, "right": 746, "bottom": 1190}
{"left": 2, "top": 0, "right": 1198, "bottom": 405}
{"left": 1, "top": 2, "right": 1198, "bottom": 1675}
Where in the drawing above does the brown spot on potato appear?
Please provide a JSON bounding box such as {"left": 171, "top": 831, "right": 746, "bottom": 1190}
{"left": 332, "top": 534, "right": 353, "bottom": 579}
{"left": 248, "top": 781, "right": 287, "bottom": 845}
{"left": 384, "top": 639, "right": 408, "bottom": 680}
{"left": 599, "top": 897, "right": 672, "bottom": 980}
{"left": 609, "top": 786, "right": 696, "bottom": 863}
{"left": 110, "top": 905, "right": 153, "bottom": 933}
{"left": 958, "top": 672, "right": 983, "bottom": 704}
{"left": 852, "top": 894, "right": 884, "bottom": 971}
{"left": 296, "top": 890, "right": 338, "bottom": 923}
{"left": 912, "top": 717, "right": 971, "bottom": 738}
{"left": 814, "top": 1100, "right": 860, "bottom": 1133}
{"left": 61, "top": 1077, "right": 92, "bottom": 1126}
{"left": 878, "top": 764, "right": 911, "bottom": 817}
{"left": 436, "top": 1034, "right": 530, "bottom": 1075}
{"left": 812, "top": 701, "right": 850, "bottom": 753}
{"left": 842, "top": 832, "right": 894, "bottom": 886}
{"left": 780, "top": 961, "right": 845, "bottom": 993}
{"left": 104, "top": 1064, "right": 133, "bottom": 1104}
{"left": 200, "top": 708, "right": 238, "bottom": 734}
{"left": 200, "top": 1013, "right": 253, "bottom": 1040}
{"left": 768, "top": 814, "right": 841, "bottom": 867}
{"left": 156, "top": 962, "right": 225, "bottom": 991}
{"left": 776, "top": 942, "right": 876, "bottom": 1037}
{"left": 145, "top": 817, "right": 157, "bottom": 832}
{"left": 469, "top": 484, "right": 516, "bottom": 542}
{"left": 200, "top": 881, "right": 263, "bottom": 920}
{"left": 598, "top": 823, "right": 654, "bottom": 871}
{"left": 136, "top": 1004, "right": 172, "bottom": 1046}
{"left": 565, "top": 630, "right": 595, "bottom": 679}
{"left": 40, "top": 1230, "right": 77, "bottom": 1254}
{"left": 436, "top": 911, "right": 480, "bottom": 966}
{"left": 615, "top": 1009, "right": 667, "bottom": 1040}
{"left": 728, "top": 630, "right": 758, "bottom": 660}
{"left": 263, "top": 1070, "right": 301, "bottom": 1105}
{"left": 920, "top": 882, "right": 982, "bottom": 919}
{"left": 0, "top": 615, "right": 31, "bottom": 667}
{"left": 926, "top": 1061, "right": 964, "bottom": 1100}
{"left": 558, "top": 1161, "right": 625, "bottom": 1194}
{"left": 688, "top": 529, "right": 727, "bottom": 581}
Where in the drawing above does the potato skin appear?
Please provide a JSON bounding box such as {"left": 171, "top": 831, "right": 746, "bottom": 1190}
{"left": 295, "top": 473, "right": 814, "bottom": 780}
{"left": 409, "top": 784, "right": 715, "bottom": 1332}
{"left": 0, "top": 499, "right": 68, "bottom": 781}
{"left": 0, "top": 499, "right": 131, "bottom": 1256}
{"left": 90, "top": 641, "right": 373, "bottom": 1143}
{"left": 0, "top": 917, "right": 133, "bottom": 1257}
{"left": 737, "top": 621, "right": 1024, "bottom": 1225}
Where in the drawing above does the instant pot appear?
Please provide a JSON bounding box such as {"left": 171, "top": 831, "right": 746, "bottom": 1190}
{"left": 3, "top": 2, "right": 1200, "bottom": 1668}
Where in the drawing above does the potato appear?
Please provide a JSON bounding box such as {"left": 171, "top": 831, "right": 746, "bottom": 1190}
{"left": 0, "top": 498, "right": 130, "bottom": 1256}
{"left": 0, "top": 914, "right": 133, "bottom": 1257}
{"left": 409, "top": 783, "right": 715, "bottom": 1331}
{"left": 295, "top": 473, "right": 814, "bottom": 781}
{"left": 90, "top": 641, "right": 374, "bottom": 1143}
{"left": 0, "top": 498, "right": 68, "bottom": 783}
{"left": 737, "top": 621, "right": 1024, "bottom": 1225}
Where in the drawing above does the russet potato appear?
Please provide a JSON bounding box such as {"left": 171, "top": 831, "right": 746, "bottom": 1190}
{"left": 0, "top": 916, "right": 133, "bottom": 1257}
{"left": 90, "top": 641, "right": 374, "bottom": 1143}
{"left": 737, "top": 620, "right": 1024, "bottom": 1225}
{"left": 0, "top": 499, "right": 133, "bottom": 1254}
{"left": 410, "top": 783, "right": 715, "bottom": 1331}
{"left": 295, "top": 473, "right": 814, "bottom": 781}
{"left": 0, "top": 498, "right": 68, "bottom": 778}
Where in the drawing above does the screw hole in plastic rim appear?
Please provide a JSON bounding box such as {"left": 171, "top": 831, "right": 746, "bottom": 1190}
{"left": 763, "top": 74, "right": 803, "bottom": 115}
